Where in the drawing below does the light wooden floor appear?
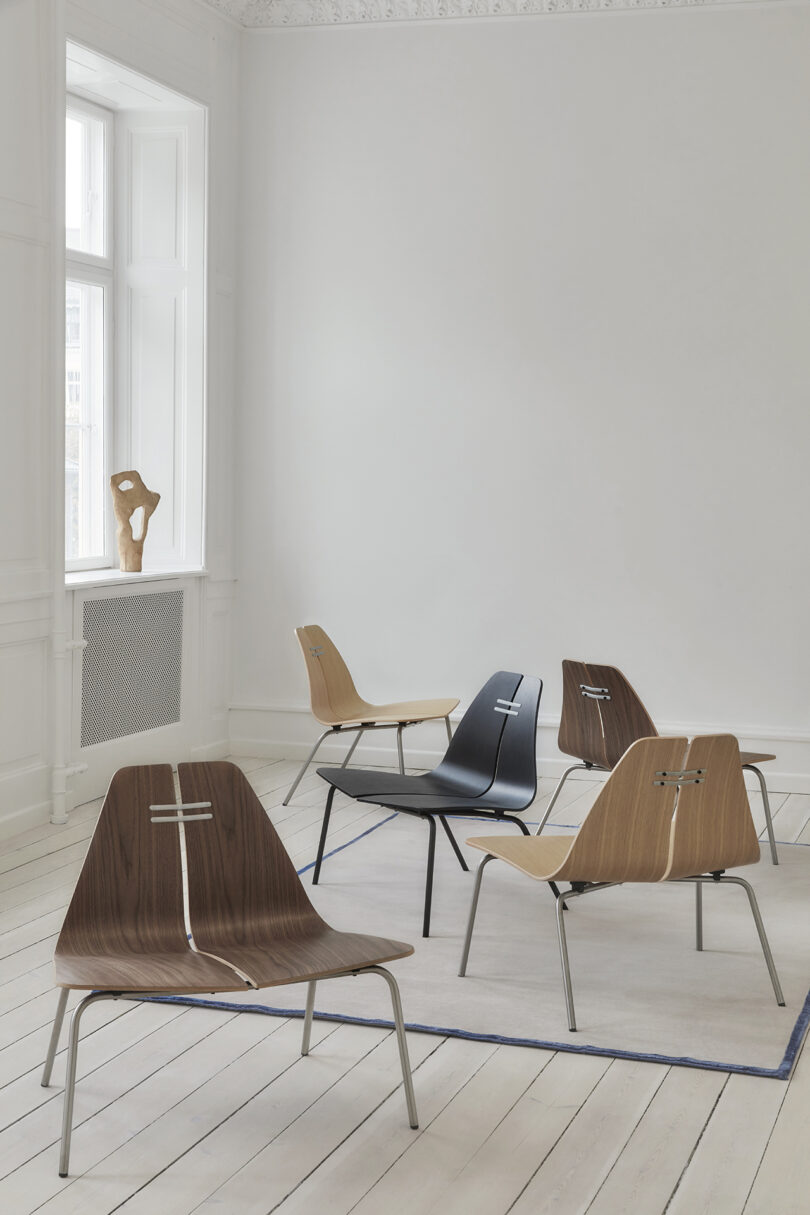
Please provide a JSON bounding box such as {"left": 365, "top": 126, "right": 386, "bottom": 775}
{"left": 1, "top": 758, "right": 809, "bottom": 1214}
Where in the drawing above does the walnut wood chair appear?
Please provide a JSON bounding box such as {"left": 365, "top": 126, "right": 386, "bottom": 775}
{"left": 283, "top": 626, "right": 459, "bottom": 805}
{"left": 42, "top": 762, "right": 417, "bottom": 1178}
{"left": 315, "top": 672, "right": 553, "bottom": 938}
{"left": 460, "top": 735, "right": 785, "bottom": 1031}
{"left": 537, "top": 660, "right": 779, "bottom": 864}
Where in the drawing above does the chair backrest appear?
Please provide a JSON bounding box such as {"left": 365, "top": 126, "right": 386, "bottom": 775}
{"left": 560, "top": 736, "right": 688, "bottom": 882}
{"left": 295, "top": 625, "right": 366, "bottom": 724}
{"left": 558, "top": 659, "right": 658, "bottom": 770}
{"left": 666, "top": 734, "right": 761, "bottom": 879}
{"left": 559, "top": 734, "right": 762, "bottom": 884}
{"left": 483, "top": 674, "right": 543, "bottom": 809}
{"left": 178, "top": 761, "right": 325, "bottom": 950}
{"left": 431, "top": 671, "right": 524, "bottom": 796}
{"left": 55, "top": 765, "right": 191, "bottom": 966}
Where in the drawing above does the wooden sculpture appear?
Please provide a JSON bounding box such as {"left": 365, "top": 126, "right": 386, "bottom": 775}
{"left": 110, "top": 470, "right": 160, "bottom": 572}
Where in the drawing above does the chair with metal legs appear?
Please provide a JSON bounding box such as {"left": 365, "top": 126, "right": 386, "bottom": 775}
{"left": 538, "top": 660, "right": 779, "bottom": 864}
{"left": 42, "top": 762, "right": 418, "bottom": 1178}
{"left": 460, "top": 734, "right": 785, "bottom": 1031}
{"left": 315, "top": 672, "right": 556, "bottom": 937}
{"left": 283, "top": 625, "right": 458, "bottom": 805}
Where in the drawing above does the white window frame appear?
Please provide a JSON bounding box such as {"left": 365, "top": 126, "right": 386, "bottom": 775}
{"left": 65, "top": 94, "right": 115, "bottom": 572}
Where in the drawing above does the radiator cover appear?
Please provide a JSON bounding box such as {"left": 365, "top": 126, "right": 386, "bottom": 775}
{"left": 80, "top": 589, "right": 184, "bottom": 748}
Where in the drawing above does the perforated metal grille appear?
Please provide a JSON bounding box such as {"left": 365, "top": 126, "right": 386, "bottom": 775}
{"left": 80, "top": 590, "right": 184, "bottom": 747}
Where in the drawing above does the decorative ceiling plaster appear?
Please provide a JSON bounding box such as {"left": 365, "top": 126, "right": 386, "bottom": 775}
{"left": 202, "top": 0, "right": 778, "bottom": 30}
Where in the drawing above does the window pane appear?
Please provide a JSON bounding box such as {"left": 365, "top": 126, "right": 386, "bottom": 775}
{"left": 66, "top": 110, "right": 105, "bottom": 256}
{"left": 65, "top": 281, "right": 105, "bottom": 562}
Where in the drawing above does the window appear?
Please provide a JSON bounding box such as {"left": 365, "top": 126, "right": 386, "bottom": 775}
{"left": 65, "top": 98, "right": 112, "bottom": 569}
{"left": 65, "top": 44, "right": 206, "bottom": 574}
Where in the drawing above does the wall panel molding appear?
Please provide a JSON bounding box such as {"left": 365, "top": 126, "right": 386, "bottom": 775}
{"left": 203, "top": 0, "right": 795, "bottom": 30}
{"left": 0, "top": 0, "right": 59, "bottom": 834}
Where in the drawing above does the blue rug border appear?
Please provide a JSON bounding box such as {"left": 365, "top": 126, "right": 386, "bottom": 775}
{"left": 139, "top": 811, "right": 810, "bottom": 1082}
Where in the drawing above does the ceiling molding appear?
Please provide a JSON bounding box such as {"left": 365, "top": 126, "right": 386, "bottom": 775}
{"left": 200, "top": 0, "right": 787, "bottom": 30}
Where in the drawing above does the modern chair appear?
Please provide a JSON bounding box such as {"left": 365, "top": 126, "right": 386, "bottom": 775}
{"left": 460, "top": 734, "right": 785, "bottom": 1031}
{"left": 42, "top": 762, "right": 418, "bottom": 1178}
{"left": 538, "top": 660, "right": 779, "bottom": 864}
{"left": 315, "top": 671, "right": 553, "bottom": 937}
{"left": 283, "top": 625, "right": 459, "bottom": 805}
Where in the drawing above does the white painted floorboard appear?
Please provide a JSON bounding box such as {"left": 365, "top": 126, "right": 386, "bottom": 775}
{"left": 0, "top": 758, "right": 805, "bottom": 1214}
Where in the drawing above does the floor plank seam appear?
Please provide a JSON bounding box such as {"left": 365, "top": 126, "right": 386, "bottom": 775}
{"left": 660, "top": 1074, "right": 729, "bottom": 1214}
{"left": 184, "top": 1022, "right": 392, "bottom": 1212}
{"left": 739, "top": 1053, "right": 800, "bottom": 1214}
{"left": 502, "top": 1057, "right": 615, "bottom": 1214}
{"left": 0, "top": 1006, "right": 239, "bottom": 1175}
{"left": 0, "top": 1002, "right": 188, "bottom": 1143}
{"left": 342, "top": 1039, "right": 501, "bottom": 1215}
{"left": 25, "top": 1013, "right": 300, "bottom": 1207}
{"left": 100, "top": 1020, "right": 351, "bottom": 1215}
{"left": 583, "top": 1062, "right": 672, "bottom": 1213}
{"left": 264, "top": 1031, "right": 448, "bottom": 1215}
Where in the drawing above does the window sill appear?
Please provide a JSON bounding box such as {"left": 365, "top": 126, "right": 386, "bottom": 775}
{"left": 65, "top": 567, "right": 208, "bottom": 591}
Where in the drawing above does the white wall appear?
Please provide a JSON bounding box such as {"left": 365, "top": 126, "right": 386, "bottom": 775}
{"left": 62, "top": 0, "right": 242, "bottom": 808}
{"left": 0, "top": 0, "right": 241, "bottom": 834}
{"left": 232, "top": 4, "right": 810, "bottom": 786}
{"left": 0, "top": 0, "right": 64, "bottom": 833}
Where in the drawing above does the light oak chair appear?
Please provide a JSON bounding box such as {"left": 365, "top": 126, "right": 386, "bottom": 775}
{"left": 283, "top": 625, "right": 459, "bottom": 805}
{"left": 42, "top": 762, "right": 417, "bottom": 1177}
{"left": 460, "top": 734, "right": 785, "bottom": 1031}
{"left": 538, "top": 660, "right": 779, "bottom": 863}
{"left": 315, "top": 672, "right": 553, "bottom": 938}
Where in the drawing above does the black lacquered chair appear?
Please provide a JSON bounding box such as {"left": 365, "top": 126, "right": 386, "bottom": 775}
{"left": 315, "top": 671, "right": 551, "bottom": 936}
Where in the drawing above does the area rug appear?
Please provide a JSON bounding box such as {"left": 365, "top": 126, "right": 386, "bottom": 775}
{"left": 151, "top": 814, "right": 810, "bottom": 1079}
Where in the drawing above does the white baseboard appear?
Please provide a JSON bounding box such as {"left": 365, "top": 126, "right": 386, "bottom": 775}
{"left": 0, "top": 798, "right": 52, "bottom": 842}
{"left": 189, "top": 737, "right": 231, "bottom": 761}
{"left": 0, "top": 762, "right": 54, "bottom": 840}
{"left": 229, "top": 704, "right": 810, "bottom": 796}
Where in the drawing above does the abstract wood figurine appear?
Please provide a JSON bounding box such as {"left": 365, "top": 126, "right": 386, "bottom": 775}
{"left": 110, "top": 470, "right": 160, "bottom": 572}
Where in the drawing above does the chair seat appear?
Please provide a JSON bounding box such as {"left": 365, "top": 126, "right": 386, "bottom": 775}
{"left": 316, "top": 767, "right": 487, "bottom": 801}
{"left": 739, "top": 751, "right": 776, "bottom": 767}
{"left": 363, "top": 791, "right": 530, "bottom": 814}
{"left": 466, "top": 833, "right": 576, "bottom": 880}
{"left": 198, "top": 928, "right": 414, "bottom": 990}
{"left": 54, "top": 946, "right": 249, "bottom": 994}
{"left": 316, "top": 696, "right": 459, "bottom": 728}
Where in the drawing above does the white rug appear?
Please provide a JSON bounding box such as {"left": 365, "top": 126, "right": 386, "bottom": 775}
{"left": 156, "top": 814, "right": 810, "bottom": 1078}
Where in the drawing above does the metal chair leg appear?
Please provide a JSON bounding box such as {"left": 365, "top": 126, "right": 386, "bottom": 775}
{"left": 283, "top": 728, "right": 336, "bottom": 805}
{"left": 41, "top": 988, "right": 69, "bottom": 1087}
{"left": 459, "top": 854, "right": 495, "bottom": 976}
{"left": 695, "top": 881, "right": 703, "bottom": 951}
{"left": 722, "top": 876, "right": 785, "bottom": 1005}
{"left": 312, "top": 785, "right": 337, "bottom": 884}
{"left": 423, "top": 816, "right": 437, "bottom": 938}
{"left": 301, "top": 980, "right": 317, "bottom": 1055}
{"left": 554, "top": 887, "right": 580, "bottom": 1031}
{"left": 535, "top": 764, "right": 592, "bottom": 835}
{"left": 361, "top": 966, "right": 418, "bottom": 1128}
{"left": 396, "top": 724, "right": 405, "bottom": 775}
{"left": 444, "top": 715, "right": 453, "bottom": 745}
{"left": 59, "top": 991, "right": 119, "bottom": 1177}
{"left": 340, "top": 728, "right": 364, "bottom": 770}
{"left": 743, "top": 764, "right": 778, "bottom": 865}
{"left": 438, "top": 816, "right": 469, "bottom": 872}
